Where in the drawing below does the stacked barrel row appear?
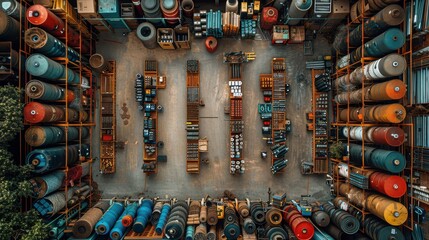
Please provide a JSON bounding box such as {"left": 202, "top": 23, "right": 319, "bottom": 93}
{"left": 331, "top": 0, "right": 409, "bottom": 238}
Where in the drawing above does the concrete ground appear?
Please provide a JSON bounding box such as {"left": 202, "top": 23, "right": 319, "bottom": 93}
{"left": 92, "top": 30, "right": 332, "bottom": 201}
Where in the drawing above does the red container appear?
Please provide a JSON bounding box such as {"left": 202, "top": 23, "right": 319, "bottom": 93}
{"left": 24, "top": 102, "right": 65, "bottom": 123}
{"left": 263, "top": 121, "right": 271, "bottom": 126}
{"left": 205, "top": 36, "right": 218, "bottom": 53}
{"left": 264, "top": 96, "right": 271, "bottom": 102}
{"left": 284, "top": 208, "right": 314, "bottom": 240}
{"left": 261, "top": 7, "right": 278, "bottom": 30}
{"left": 102, "top": 134, "right": 113, "bottom": 141}
{"left": 371, "top": 126, "right": 405, "bottom": 147}
{"left": 369, "top": 171, "right": 407, "bottom": 198}
{"left": 161, "top": 0, "right": 179, "bottom": 25}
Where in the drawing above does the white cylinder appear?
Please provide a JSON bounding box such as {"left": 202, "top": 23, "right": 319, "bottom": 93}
{"left": 338, "top": 163, "right": 349, "bottom": 178}
{"left": 225, "top": 0, "right": 238, "bottom": 13}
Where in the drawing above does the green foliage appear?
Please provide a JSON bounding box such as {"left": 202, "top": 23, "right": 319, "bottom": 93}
{"left": 0, "top": 146, "right": 48, "bottom": 240}
{"left": 0, "top": 85, "right": 23, "bottom": 143}
{"left": 330, "top": 141, "right": 346, "bottom": 159}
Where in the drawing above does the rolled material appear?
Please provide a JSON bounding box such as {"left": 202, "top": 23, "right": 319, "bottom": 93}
{"left": 320, "top": 203, "right": 359, "bottom": 235}
{"left": 89, "top": 53, "right": 112, "bottom": 73}
{"left": 23, "top": 102, "right": 81, "bottom": 123}
{"left": 0, "top": 10, "right": 20, "bottom": 41}
{"left": 266, "top": 226, "right": 289, "bottom": 240}
{"left": 349, "top": 143, "right": 405, "bottom": 173}
{"left": 238, "top": 202, "right": 249, "bottom": 218}
{"left": 26, "top": 53, "right": 80, "bottom": 84}
{"left": 155, "top": 203, "right": 171, "bottom": 234}
{"left": 133, "top": 199, "right": 154, "bottom": 233}
{"left": 283, "top": 206, "right": 315, "bottom": 239}
{"left": 342, "top": 126, "right": 405, "bottom": 147}
{"left": 26, "top": 5, "right": 89, "bottom": 53}
{"left": 339, "top": 103, "right": 406, "bottom": 123}
{"left": 26, "top": 80, "right": 75, "bottom": 102}
{"left": 369, "top": 171, "right": 407, "bottom": 198}
{"left": 25, "top": 126, "right": 89, "bottom": 147}
{"left": 186, "top": 225, "right": 195, "bottom": 240}
{"left": 207, "top": 226, "right": 216, "bottom": 240}
{"left": 334, "top": 79, "right": 406, "bottom": 104}
{"left": 362, "top": 215, "right": 405, "bottom": 240}
{"left": 250, "top": 202, "right": 265, "bottom": 226}
{"left": 335, "top": 54, "right": 406, "bottom": 91}
{"left": 151, "top": 201, "right": 164, "bottom": 226}
{"left": 136, "top": 22, "right": 157, "bottom": 49}
{"left": 111, "top": 206, "right": 130, "bottom": 240}
{"left": 141, "top": 0, "right": 162, "bottom": 25}
{"left": 122, "top": 202, "right": 139, "bottom": 227}
{"left": 25, "top": 27, "right": 80, "bottom": 62}
{"left": 311, "top": 210, "right": 330, "bottom": 228}
{"left": 348, "top": 28, "right": 405, "bottom": 65}
{"left": 339, "top": 183, "right": 408, "bottom": 226}
{"left": 95, "top": 202, "right": 125, "bottom": 235}
{"left": 324, "top": 224, "right": 343, "bottom": 240}
{"left": 334, "top": 5, "right": 405, "bottom": 54}
{"left": 33, "top": 189, "right": 73, "bottom": 217}
{"left": 205, "top": 37, "right": 218, "bottom": 53}
{"left": 200, "top": 205, "right": 207, "bottom": 222}
{"left": 223, "top": 207, "right": 240, "bottom": 240}
{"left": 161, "top": 0, "right": 179, "bottom": 25}
{"left": 194, "top": 223, "right": 207, "bottom": 240}
{"left": 181, "top": 0, "right": 194, "bottom": 17}
{"left": 261, "top": 7, "right": 278, "bottom": 30}
{"left": 73, "top": 202, "right": 110, "bottom": 238}
{"left": 243, "top": 218, "right": 256, "bottom": 234}
{"left": 165, "top": 201, "right": 188, "bottom": 240}
{"left": 26, "top": 144, "right": 87, "bottom": 173}
{"left": 206, "top": 205, "right": 217, "bottom": 226}
{"left": 265, "top": 208, "right": 282, "bottom": 226}
{"left": 287, "top": 0, "right": 312, "bottom": 25}
{"left": 29, "top": 170, "right": 65, "bottom": 198}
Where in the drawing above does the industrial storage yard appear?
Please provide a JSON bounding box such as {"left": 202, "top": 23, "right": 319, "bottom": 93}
{"left": 0, "top": 0, "right": 428, "bottom": 239}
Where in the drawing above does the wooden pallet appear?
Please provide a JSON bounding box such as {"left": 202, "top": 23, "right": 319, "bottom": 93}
{"left": 125, "top": 225, "right": 163, "bottom": 240}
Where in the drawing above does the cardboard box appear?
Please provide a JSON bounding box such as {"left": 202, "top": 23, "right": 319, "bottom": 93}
{"left": 288, "top": 26, "right": 305, "bottom": 44}
{"left": 77, "top": 0, "right": 97, "bottom": 13}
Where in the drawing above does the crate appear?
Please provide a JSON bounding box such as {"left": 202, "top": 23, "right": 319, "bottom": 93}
{"left": 288, "top": 26, "right": 305, "bottom": 44}
{"left": 157, "top": 28, "right": 175, "bottom": 50}
{"left": 198, "top": 139, "right": 208, "bottom": 152}
{"left": 174, "top": 27, "right": 191, "bottom": 49}
{"left": 272, "top": 25, "right": 289, "bottom": 45}
{"left": 259, "top": 74, "right": 273, "bottom": 89}
{"left": 230, "top": 98, "right": 243, "bottom": 119}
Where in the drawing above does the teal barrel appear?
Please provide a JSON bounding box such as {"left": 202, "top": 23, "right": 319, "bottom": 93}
{"left": 26, "top": 53, "right": 80, "bottom": 83}
{"left": 349, "top": 144, "right": 405, "bottom": 173}
{"left": 350, "top": 28, "right": 405, "bottom": 63}
{"left": 25, "top": 80, "right": 76, "bottom": 102}
{"left": 25, "top": 144, "right": 89, "bottom": 173}
{"left": 25, "top": 27, "right": 80, "bottom": 62}
{"left": 95, "top": 202, "right": 125, "bottom": 235}
{"left": 25, "top": 126, "right": 89, "bottom": 147}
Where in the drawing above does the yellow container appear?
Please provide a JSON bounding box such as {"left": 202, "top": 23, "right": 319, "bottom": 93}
{"left": 217, "top": 204, "right": 224, "bottom": 219}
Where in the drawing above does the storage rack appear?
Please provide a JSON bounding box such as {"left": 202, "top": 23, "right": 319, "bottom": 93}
{"left": 21, "top": 0, "right": 96, "bottom": 227}
{"left": 224, "top": 52, "right": 245, "bottom": 174}
{"left": 330, "top": 0, "right": 413, "bottom": 232}
{"left": 99, "top": 61, "right": 116, "bottom": 174}
{"left": 186, "top": 60, "right": 201, "bottom": 173}
{"left": 142, "top": 60, "right": 163, "bottom": 175}
{"left": 308, "top": 69, "right": 328, "bottom": 173}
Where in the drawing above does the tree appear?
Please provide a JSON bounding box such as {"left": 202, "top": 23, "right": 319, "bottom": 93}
{"left": 0, "top": 85, "right": 23, "bottom": 143}
{"left": 0, "top": 147, "right": 48, "bottom": 240}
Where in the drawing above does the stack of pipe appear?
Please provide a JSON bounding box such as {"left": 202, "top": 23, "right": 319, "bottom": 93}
{"left": 26, "top": 5, "right": 89, "bottom": 53}
{"left": 348, "top": 143, "right": 406, "bottom": 173}
{"left": 25, "top": 27, "right": 80, "bottom": 62}
{"left": 206, "top": 10, "right": 223, "bottom": 38}
{"left": 338, "top": 183, "right": 408, "bottom": 226}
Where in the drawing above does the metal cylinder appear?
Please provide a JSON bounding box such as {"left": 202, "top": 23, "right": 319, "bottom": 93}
{"left": 311, "top": 210, "right": 330, "bottom": 228}
{"left": 363, "top": 215, "right": 405, "bottom": 240}
{"left": 25, "top": 27, "right": 80, "bottom": 62}
{"left": 350, "top": 28, "right": 405, "bottom": 64}
{"left": 335, "top": 5, "right": 405, "bottom": 54}
{"left": 26, "top": 53, "right": 80, "bottom": 84}
{"left": 24, "top": 102, "right": 65, "bottom": 123}
{"left": 1, "top": 0, "right": 25, "bottom": 20}
{"left": 0, "top": 10, "right": 20, "bottom": 41}
{"left": 335, "top": 54, "right": 406, "bottom": 90}
{"left": 29, "top": 170, "right": 65, "bottom": 198}
{"left": 287, "top": 0, "right": 312, "bottom": 25}
{"left": 26, "top": 80, "right": 75, "bottom": 102}
{"left": 161, "top": 0, "right": 179, "bottom": 25}
{"left": 73, "top": 202, "right": 110, "bottom": 238}
{"left": 25, "top": 144, "right": 85, "bottom": 173}
{"left": 133, "top": 199, "right": 154, "bottom": 233}
{"left": 25, "top": 126, "right": 88, "bottom": 147}
{"left": 349, "top": 143, "right": 405, "bottom": 173}
{"left": 136, "top": 22, "right": 157, "bottom": 49}
{"left": 369, "top": 171, "right": 407, "bottom": 198}
{"left": 89, "top": 53, "right": 111, "bottom": 73}
{"left": 95, "top": 202, "right": 125, "bottom": 235}
{"left": 339, "top": 103, "right": 406, "bottom": 123}
{"left": 335, "top": 79, "right": 406, "bottom": 104}
{"left": 284, "top": 206, "right": 315, "bottom": 240}
{"left": 141, "top": 0, "right": 162, "bottom": 25}
{"left": 225, "top": 0, "right": 238, "bottom": 13}
{"left": 181, "top": 0, "right": 194, "bottom": 17}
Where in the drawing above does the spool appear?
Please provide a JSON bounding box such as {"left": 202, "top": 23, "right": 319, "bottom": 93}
{"left": 1, "top": 0, "right": 25, "bottom": 20}
{"left": 25, "top": 126, "right": 64, "bottom": 147}
{"left": 205, "top": 37, "right": 218, "bottom": 53}
{"left": 371, "top": 126, "right": 405, "bottom": 146}
{"left": 207, "top": 226, "right": 216, "bottom": 240}
{"left": 141, "top": 0, "right": 162, "bottom": 25}
{"left": 207, "top": 205, "right": 218, "bottom": 226}
{"left": 0, "top": 10, "right": 20, "bottom": 41}
{"left": 133, "top": 199, "right": 154, "bottom": 233}
{"left": 311, "top": 210, "right": 330, "bottom": 227}
{"left": 26, "top": 53, "right": 80, "bottom": 84}
{"left": 369, "top": 172, "right": 407, "bottom": 198}
{"left": 325, "top": 224, "right": 343, "bottom": 240}
{"left": 363, "top": 215, "right": 405, "bottom": 240}
{"left": 186, "top": 225, "right": 195, "bottom": 240}
{"left": 33, "top": 190, "right": 69, "bottom": 217}
{"left": 25, "top": 27, "right": 80, "bottom": 62}
{"left": 225, "top": 0, "right": 238, "bottom": 13}
{"left": 95, "top": 202, "right": 125, "bottom": 235}
{"left": 200, "top": 205, "right": 207, "bottom": 222}
{"left": 156, "top": 203, "right": 171, "bottom": 234}
{"left": 29, "top": 170, "right": 65, "bottom": 198}
{"left": 26, "top": 80, "right": 75, "bottom": 102}
{"left": 181, "top": 0, "right": 194, "bottom": 17}
{"left": 266, "top": 226, "right": 289, "bottom": 240}
{"left": 194, "top": 223, "right": 207, "bottom": 240}
{"left": 89, "top": 53, "right": 111, "bottom": 73}
{"left": 261, "top": 7, "right": 278, "bottom": 30}
{"left": 285, "top": 208, "right": 314, "bottom": 240}
{"left": 136, "top": 22, "right": 157, "bottom": 49}
{"left": 151, "top": 201, "right": 164, "bottom": 226}
{"left": 26, "top": 4, "right": 66, "bottom": 39}
{"left": 73, "top": 202, "right": 108, "bottom": 239}
{"left": 25, "top": 144, "right": 82, "bottom": 173}
{"left": 160, "top": 0, "right": 179, "bottom": 25}
{"left": 111, "top": 206, "right": 131, "bottom": 240}
{"left": 24, "top": 102, "right": 65, "bottom": 123}
{"left": 339, "top": 103, "right": 406, "bottom": 123}
{"left": 287, "top": 0, "right": 312, "bottom": 25}
{"left": 243, "top": 217, "right": 256, "bottom": 234}
{"left": 265, "top": 208, "right": 282, "bottom": 226}
{"left": 349, "top": 144, "right": 405, "bottom": 173}
{"left": 122, "top": 203, "right": 139, "bottom": 227}
{"left": 238, "top": 202, "right": 249, "bottom": 218}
